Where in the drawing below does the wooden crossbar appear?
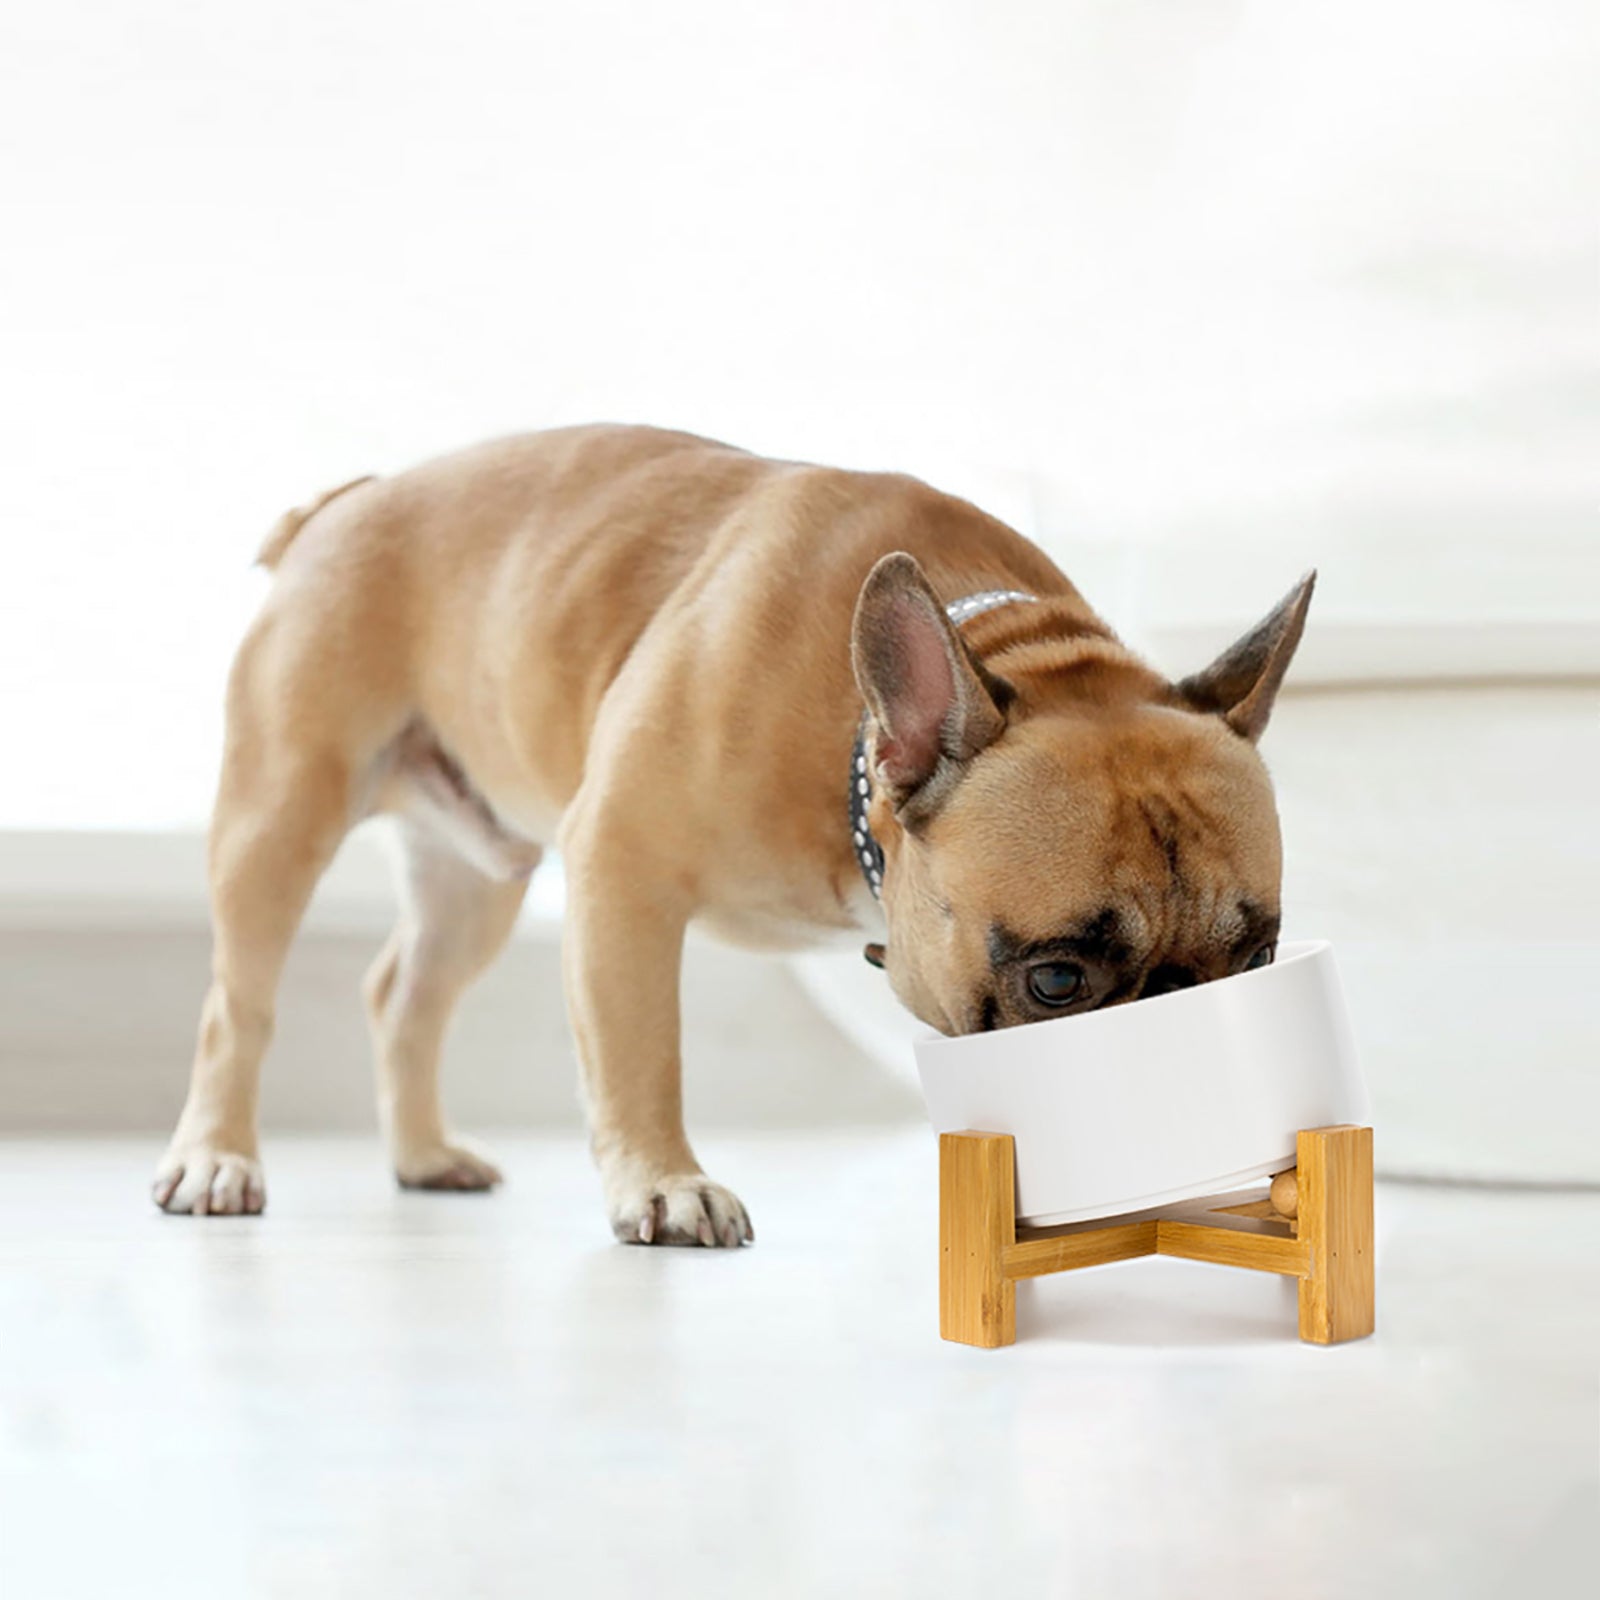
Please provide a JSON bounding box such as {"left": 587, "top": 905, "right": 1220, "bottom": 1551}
{"left": 1153, "top": 1219, "right": 1309, "bottom": 1276}
{"left": 1002, "top": 1220, "right": 1157, "bottom": 1279}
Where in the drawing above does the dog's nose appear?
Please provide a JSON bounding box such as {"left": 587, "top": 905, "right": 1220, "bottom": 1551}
{"left": 1141, "top": 964, "right": 1199, "bottom": 998}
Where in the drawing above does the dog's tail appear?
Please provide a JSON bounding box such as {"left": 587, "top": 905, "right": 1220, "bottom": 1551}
{"left": 255, "top": 475, "right": 378, "bottom": 570}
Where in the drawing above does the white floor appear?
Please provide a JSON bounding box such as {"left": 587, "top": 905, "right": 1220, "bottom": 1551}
{"left": 1, "top": 1133, "right": 1594, "bottom": 1600}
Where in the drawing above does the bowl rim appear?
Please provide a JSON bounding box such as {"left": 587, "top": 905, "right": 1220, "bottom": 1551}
{"left": 913, "top": 936, "right": 1335, "bottom": 1055}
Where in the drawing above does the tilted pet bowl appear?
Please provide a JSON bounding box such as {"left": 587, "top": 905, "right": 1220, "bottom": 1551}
{"left": 914, "top": 940, "right": 1375, "bottom": 1348}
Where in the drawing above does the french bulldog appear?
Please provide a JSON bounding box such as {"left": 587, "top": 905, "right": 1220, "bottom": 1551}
{"left": 153, "top": 424, "right": 1312, "bottom": 1245}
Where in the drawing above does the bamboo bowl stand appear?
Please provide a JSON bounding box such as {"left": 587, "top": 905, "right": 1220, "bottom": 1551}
{"left": 940, "top": 1124, "right": 1374, "bottom": 1348}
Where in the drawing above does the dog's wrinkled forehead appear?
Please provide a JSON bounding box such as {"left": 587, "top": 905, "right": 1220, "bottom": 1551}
{"left": 923, "top": 708, "right": 1284, "bottom": 960}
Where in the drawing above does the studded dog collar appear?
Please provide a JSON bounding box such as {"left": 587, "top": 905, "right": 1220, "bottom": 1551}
{"left": 849, "top": 588, "right": 1036, "bottom": 902}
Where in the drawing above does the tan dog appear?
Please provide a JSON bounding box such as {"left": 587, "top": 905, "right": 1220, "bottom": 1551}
{"left": 153, "top": 424, "right": 1312, "bottom": 1245}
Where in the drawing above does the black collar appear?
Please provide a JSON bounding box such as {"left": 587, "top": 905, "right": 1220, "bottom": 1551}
{"left": 849, "top": 588, "right": 1036, "bottom": 902}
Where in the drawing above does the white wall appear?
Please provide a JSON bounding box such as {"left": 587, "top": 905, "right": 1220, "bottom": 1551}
{"left": 3, "top": 0, "right": 1595, "bottom": 827}
{"left": 3, "top": 2, "right": 1596, "bottom": 1176}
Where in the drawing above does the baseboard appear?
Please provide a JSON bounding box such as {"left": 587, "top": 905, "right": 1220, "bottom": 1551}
{"left": 0, "top": 829, "right": 922, "bottom": 1136}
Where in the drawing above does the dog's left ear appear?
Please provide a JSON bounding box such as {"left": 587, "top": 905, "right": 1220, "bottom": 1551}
{"left": 851, "top": 552, "right": 1012, "bottom": 814}
{"left": 1177, "top": 571, "right": 1316, "bottom": 742}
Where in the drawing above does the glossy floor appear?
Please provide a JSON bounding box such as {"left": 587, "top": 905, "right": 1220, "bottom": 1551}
{"left": 1, "top": 1133, "right": 1594, "bottom": 1599}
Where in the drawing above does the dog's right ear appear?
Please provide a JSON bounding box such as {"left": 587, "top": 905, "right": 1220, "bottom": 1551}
{"left": 851, "top": 552, "right": 1012, "bottom": 818}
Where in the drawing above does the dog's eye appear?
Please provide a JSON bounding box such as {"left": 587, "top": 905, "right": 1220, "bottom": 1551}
{"left": 1245, "top": 945, "right": 1275, "bottom": 971}
{"left": 1028, "top": 962, "right": 1086, "bottom": 1005}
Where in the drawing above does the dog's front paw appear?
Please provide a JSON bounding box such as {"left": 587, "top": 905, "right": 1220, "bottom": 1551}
{"left": 153, "top": 1143, "right": 265, "bottom": 1216}
{"left": 610, "top": 1171, "right": 753, "bottom": 1248}
{"left": 395, "top": 1139, "right": 502, "bottom": 1192}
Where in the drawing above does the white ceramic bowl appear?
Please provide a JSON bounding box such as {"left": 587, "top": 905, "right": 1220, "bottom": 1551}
{"left": 914, "top": 939, "right": 1370, "bottom": 1226}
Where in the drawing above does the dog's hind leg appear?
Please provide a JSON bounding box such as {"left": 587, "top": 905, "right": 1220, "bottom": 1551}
{"left": 154, "top": 728, "right": 359, "bottom": 1216}
{"left": 363, "top": 813, "right": 534, "bottom": 1191}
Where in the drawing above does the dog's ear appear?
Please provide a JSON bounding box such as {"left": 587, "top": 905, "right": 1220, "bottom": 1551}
{"left": 851, "top": 552, "right": 1011, "bottom": 813}
{"left": 1177, "top": 571, "right": 1315, "bottom": 742}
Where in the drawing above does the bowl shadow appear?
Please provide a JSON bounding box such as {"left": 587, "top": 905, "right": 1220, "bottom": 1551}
{"left": 1014, "top": 1257, "right": 1303, "bottom": 1349}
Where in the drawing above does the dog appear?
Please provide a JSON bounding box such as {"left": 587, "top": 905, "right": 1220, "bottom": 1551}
{"left": 153, "top": 424, "right": 1313, "bottom": 1246}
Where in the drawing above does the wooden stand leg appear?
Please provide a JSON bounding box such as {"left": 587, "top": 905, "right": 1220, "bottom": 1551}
{"left": 1296, "top": 1124, "right": 1375, "bottom": 1344}
{"left": 939, "top": 1132, "right": 1016, "bottom": 1348}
